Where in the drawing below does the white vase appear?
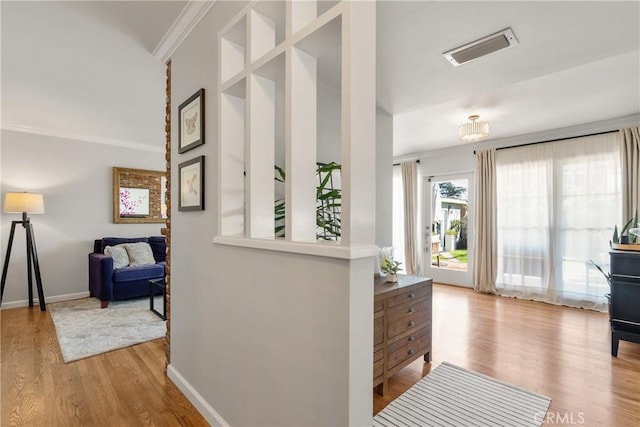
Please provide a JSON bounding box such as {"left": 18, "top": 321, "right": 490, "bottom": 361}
{"left": 386, "top": 273, "right": 398, "bottom": 283}
{"left": 445, "top": 234, "right": 456, "bottom": 251}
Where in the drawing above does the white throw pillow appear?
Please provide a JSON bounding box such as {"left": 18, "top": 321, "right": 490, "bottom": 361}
{"left": 123, "top": 242, "right": 156, "bottom": 266}
{"left": 104, "top": 245, "right": 130, "bottom": 269}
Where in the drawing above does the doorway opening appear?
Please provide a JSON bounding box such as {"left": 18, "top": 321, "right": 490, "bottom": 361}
{"left": 430, "top": 178, "right": 468, "bottom": 271}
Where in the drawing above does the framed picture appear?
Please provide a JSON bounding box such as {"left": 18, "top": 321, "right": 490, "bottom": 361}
{"left": 179, "top": 156, "right": 205, "bottom": 211}
{"left": 112, "top": 167, "right": 166, "bottom": 224}
{"left": 119, "top": 187, "right": 150, "bottom": 217}
{"left": 178, "top": 88, "right": 205, "bottom": 154}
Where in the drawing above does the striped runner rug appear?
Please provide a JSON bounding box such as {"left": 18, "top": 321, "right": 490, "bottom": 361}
{"left": 373, "top": 362, "right": 551, "bottom": 427}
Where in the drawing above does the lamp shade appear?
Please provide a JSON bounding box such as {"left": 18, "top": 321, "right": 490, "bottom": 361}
{"left": 3, "top": 192, "right": 45, "bottom": 214}
{"left": 459, "top": 115, "right": 490, "bottom": 142}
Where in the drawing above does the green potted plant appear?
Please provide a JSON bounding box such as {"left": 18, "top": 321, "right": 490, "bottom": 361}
{"left": 381, "top": 257, "right": 402, "bottom": 283}
{"left": 612, "top": 208, "right": 638, "bottom": 245}
{"left": 274, "top": 162, "right": 342, "bottom": 240}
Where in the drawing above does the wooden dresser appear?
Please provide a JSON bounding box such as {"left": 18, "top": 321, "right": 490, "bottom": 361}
{"left": 374, "top": 275, "right": 433, "bottom": 395}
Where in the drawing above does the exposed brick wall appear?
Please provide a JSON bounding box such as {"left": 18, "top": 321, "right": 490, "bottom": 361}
{"left": 164, "top": 60, "right": 172, "bottom": 367}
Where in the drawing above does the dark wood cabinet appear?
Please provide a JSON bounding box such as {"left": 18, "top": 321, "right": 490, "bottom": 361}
{"left": 609, "top": 250, "right": 640, "bottom": 356}
{"left": 373, "top": 275, "right": 432, "bottom": 395}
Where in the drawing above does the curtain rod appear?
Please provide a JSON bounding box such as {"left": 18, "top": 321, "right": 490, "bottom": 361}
{"left": 473, "top": 130, "right": 618, "bottom": 154}
{"left": 393, "top": 159, "right": 421, "bottom": 166}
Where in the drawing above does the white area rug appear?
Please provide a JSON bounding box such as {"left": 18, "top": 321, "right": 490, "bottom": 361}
{"left": 49, "top": 297, "right": 166, "bottom": 363}
{"left": 374, "top": 362, "right": 551, "bottom": 427}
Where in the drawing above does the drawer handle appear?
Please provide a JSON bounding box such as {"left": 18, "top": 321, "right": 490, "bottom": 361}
{"left": 408, "top": 349, "right": 415, "bottom": 356}
{"left": 408, "top": 307, "right": 416, "bottom": 314}
{"left": 408, "top": 320, "right": 415, "bottom": 328}
{"left": 407, "top": 293, "right": 415, "bottom": 299}
{"left": 408, "top": 335, "right": 415, "bottom": 342}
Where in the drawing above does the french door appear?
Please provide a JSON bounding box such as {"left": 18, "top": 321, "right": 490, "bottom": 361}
{"left": 422, "top": 173, "right": 474, "bottom": 287}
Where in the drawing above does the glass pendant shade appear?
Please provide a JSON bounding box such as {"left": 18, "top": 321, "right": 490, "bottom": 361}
{"left": 459, "top": 115, "right": 489, "bottom": 142}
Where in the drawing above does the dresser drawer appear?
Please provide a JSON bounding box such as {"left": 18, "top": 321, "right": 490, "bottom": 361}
{"left": 388, "top": 296, "right": 428, "bottom": 321}
{"left": 373, "top": 373, "right": 384, "bottom": 389}
{"left": 374, "top": 316, "right": 384, "bottom": 346}
{"left": 611, "top": 252, "right": 640, "bottom": 278}
{"left": 388, "top": 285, "right": 431, "bottom": 308}
{"left": 374, "top": 300, "right": 384, "bottom": 313}
{"left": 387, "top": 325, "right": 430, "bottom": 354}
{"left": 387, "top": 334, "right": 431, "bottom": 370}
{"left": 373, "top": 348, "right": 384, "bottom": 378}
{"left": 387, "top": 310, "right": 429, "bottom": 338}
{"left": 611, "top": 279, "right": 640, "bottom": 325}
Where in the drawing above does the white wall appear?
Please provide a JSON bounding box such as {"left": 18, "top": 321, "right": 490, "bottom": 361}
{"left": 376, "top": 108, "right": 393, "bottom": 246}
{"left": 169, "top": 1, "right": 376, "bottom": 425}
{"left": 317, "top": 83, "right": 342, "bottom": 164}
{"left": 0, "top": 130, "right": 164, "bottom": 307}
{"left": 410, "top": 114, "right": 640, "bottom": 177}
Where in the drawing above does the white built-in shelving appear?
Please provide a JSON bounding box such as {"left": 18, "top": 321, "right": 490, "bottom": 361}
{"left": 216, "top": 0, "right": 376, "bottom": 259}
{"left": 220, "top": 16, "right": 246, "bottom": 85}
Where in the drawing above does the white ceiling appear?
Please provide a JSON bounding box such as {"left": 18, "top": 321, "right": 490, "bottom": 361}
{"left": 3, "top": 1, "right": 639, "bottom": 157}
{"left": 120, "top": 0, "right": 640, "bottom": 155}
{"left": 78, "top": 0, "right": 188, "bottom": 53}
{"left": 377, "top": 1, "right": 640, "bottom": 155}
{"left": 1, "top": 1, "right": 185, "bottom": 151}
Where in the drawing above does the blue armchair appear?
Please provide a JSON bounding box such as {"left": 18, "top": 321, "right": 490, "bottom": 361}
{"left": 89, "top": 236, "right": 166, "bottom": 308}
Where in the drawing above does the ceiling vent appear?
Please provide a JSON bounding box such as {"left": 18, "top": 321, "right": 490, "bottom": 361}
{"left": 443, "top": 28, "right": 518, "bottom": 67}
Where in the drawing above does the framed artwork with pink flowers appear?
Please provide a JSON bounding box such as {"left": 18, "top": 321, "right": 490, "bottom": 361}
{"left": 112, "top": 167, "right": 166, "bottom": 224}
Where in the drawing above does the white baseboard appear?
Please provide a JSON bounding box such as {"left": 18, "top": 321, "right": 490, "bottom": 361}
{"left": 167, "top": 364, "right": 229, "bottom": 427}
{"left": 0, "top": 291, "right": 90, "bottom": 310}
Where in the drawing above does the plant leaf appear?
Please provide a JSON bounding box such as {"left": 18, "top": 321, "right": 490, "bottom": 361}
{"left": 621, "top": 217, "right": 635, "bottom": 235}
{"left": 274, "top": 165, "right": 286, "bottom": 182}
{"left": 589, "top": 259, "right": 611, "bottom": 285}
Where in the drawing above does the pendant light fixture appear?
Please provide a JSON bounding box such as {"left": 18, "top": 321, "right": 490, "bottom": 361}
{"left": 459, "top": 115, "right": 489, "bottom": 142}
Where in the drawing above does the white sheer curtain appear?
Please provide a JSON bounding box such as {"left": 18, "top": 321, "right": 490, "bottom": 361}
{"left": 495, "top": 133, "right": 621, "bottom": 311}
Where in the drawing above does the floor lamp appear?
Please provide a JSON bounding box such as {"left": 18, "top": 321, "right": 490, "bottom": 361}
{"left": 0, "top": 192, "right": 46, "bottom": 311}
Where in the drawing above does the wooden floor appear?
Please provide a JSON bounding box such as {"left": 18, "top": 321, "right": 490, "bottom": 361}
{"left": 374, "top": 284, "right": 640, "bottom": 427}
{"left": 1, "top": 305, "right": 207, "bottom": 426}
{"left": 2, "top": 284, "right": 639, "bottom": 426}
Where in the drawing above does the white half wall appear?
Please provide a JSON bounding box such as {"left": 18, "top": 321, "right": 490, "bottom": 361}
{"left": 0, "top": 130, "right": 164, "bottom": 308}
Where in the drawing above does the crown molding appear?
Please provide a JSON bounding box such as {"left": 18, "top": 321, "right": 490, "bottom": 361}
{"left": 153, "top": 0, "right": 217, "bottom": 64}
{"left": 1, "top": 123, "right": 164, "bottom": 153}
